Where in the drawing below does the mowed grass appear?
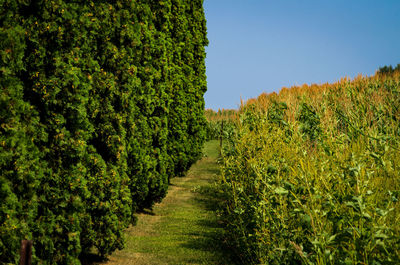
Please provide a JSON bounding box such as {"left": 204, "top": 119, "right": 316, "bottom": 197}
{"left": 89, "top": 140, "right": 236, "bottom": 265}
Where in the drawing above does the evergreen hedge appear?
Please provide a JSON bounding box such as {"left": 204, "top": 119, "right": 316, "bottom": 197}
{"left": 0, "top": 0, "right": 207, "bottom": 264}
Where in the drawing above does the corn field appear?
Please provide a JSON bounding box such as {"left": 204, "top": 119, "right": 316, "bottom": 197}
{"left": 217, "top": 71, "right": 400, "bottom": 264}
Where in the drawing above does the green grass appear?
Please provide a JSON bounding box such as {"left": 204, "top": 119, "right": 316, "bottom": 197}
{"left": 88, "top": 140, "right": 236, "bottom": 265}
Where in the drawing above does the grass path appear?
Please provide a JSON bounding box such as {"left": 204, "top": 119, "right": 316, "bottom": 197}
{"left": 92, "top": 140, "right": 236, "bottom": 265}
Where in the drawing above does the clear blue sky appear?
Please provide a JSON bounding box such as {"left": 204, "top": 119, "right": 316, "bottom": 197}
{"left": 203, "top": 0, "right": 400, "bottom": 110}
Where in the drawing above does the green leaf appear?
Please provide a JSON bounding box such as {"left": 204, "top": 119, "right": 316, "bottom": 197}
{"left": 274, "top": 187, "right": 288, "bottom": 195}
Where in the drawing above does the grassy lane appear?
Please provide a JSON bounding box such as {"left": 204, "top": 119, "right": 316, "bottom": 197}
{"left": 90, "top": 140, "right": 236, "bottom": 265}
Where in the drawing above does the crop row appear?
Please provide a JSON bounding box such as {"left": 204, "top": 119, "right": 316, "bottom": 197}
{"left": 218, "top": 72, "right": 400, "bottom": 264}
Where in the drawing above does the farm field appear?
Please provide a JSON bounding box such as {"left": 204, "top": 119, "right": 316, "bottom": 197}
{"left": 2, "top": 0, "right": 400, "bottom": 264}
{"left": 215, "top": 71, "right": 400, "bottom": 264}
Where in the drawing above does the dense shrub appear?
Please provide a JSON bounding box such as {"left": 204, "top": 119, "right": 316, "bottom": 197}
{"left": 0, "top": 0, "right": 207, "bottom": 263}
{"left": 167, "top": 0, "right": 208, "bottom": 177}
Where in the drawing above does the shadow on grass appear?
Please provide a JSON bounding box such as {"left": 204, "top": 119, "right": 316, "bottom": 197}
{"left": 79, "top": 252, "right": 107, "bottom": 265}
{"left": 137, "top": 208, "right": 156, "bottom": 216}
{"left": 180, "top": 182, "right": 241, "bottom": 265}
{"left": 191, "top": 164, "right": 221, "bottom": 178}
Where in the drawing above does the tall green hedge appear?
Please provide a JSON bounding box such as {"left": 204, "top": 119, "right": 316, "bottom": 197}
{"left": 167, "top": 0, "right": 208, "bottom": 177}
{"left": 0, "top": 0, "right": 207, "bottom": 264}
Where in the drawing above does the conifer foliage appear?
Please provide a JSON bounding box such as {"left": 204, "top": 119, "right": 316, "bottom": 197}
{"left": 0, "top": 0, "right": 207, "bottom": 263}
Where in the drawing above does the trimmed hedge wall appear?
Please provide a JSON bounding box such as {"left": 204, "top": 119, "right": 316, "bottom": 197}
{"left": 0, "top": 0, "right": 207, "bottom": 264}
